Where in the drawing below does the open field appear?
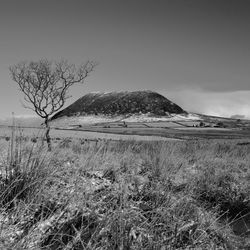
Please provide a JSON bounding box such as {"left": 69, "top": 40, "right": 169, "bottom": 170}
{"left": 1, "top": 115, "right": 250, "bottom": 142}
{"left": 0, "top": 125, "right": 250, "bottom": 249}
{"left": 74, "top": 126, "right": 250, "bottom": 140}
{"left": 50, "top": 115, "right": 250, "bottom": 140}
{"left": 0, "top": 126, "right": 180, "bottom": 142}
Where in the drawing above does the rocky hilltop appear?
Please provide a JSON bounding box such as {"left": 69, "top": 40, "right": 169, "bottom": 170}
{"left": 51, "top": 90, "right": 186, "bottom": 120}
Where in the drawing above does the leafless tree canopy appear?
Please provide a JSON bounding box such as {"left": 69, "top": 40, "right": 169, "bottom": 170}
{"left": 9, "top": 59, "right": 97, "bottom": 119}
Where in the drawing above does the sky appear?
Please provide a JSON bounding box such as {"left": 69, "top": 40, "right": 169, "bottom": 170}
{"left": 0, "top": 0, "right": 250, "bottom": 119}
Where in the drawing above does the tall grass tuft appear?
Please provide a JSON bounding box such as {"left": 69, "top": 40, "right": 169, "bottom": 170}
{"left": 0, "top": 125, "right": 49, "bottom": 209}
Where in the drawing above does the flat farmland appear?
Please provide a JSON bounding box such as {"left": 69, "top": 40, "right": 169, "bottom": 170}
{"left": 1, "top": 120, "right": 250, "bottom": 141}
{"left": 0, "top": 125, "right": 180, "bottom": 142}
{"left": 79, "top": 127, "right": 250, "bottom": 139}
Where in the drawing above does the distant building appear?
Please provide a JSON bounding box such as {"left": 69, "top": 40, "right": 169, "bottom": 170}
{"left": 199, "top": 121, "right": 205, "bottom": 127}
{"left": 214, "top": 122, "right": 225, "bottom": 128}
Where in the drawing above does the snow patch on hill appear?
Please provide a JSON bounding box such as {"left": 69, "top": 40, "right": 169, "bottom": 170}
{"left": 122, "top": 113, "right": 201, "bottom": 122}
{"left": 51, "top": 113, "right": 202, "bottom": 127}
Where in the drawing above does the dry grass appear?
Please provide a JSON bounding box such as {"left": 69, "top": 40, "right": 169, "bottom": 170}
{"left": 0, "top": 129, "right": 249, "bottom": 249}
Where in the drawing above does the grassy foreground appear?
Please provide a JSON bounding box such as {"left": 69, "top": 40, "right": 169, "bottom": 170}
{"left": 0, "top": 131, "right": 249, "bottom": 249}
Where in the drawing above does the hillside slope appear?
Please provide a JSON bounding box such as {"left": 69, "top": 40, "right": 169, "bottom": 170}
{"left": 51, "top": 91, "right": 185, "bottom": 120}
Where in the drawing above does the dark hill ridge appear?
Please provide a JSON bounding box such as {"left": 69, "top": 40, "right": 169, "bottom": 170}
{"left": 51, "top": 91, "right": 186, "bottom": 120}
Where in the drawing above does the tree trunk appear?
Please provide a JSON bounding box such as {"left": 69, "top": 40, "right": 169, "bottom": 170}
{"left": 45, "top": 118, "right": 52, "bottom": 151}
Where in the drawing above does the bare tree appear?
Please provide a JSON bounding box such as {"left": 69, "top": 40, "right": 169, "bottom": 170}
{"left": 10, "top": 59, "right": 97, "bottom": 150}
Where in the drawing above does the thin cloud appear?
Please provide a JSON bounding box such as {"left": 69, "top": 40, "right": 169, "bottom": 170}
{"left": 166, "top": 89, "right": 250, "bottom": 119}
